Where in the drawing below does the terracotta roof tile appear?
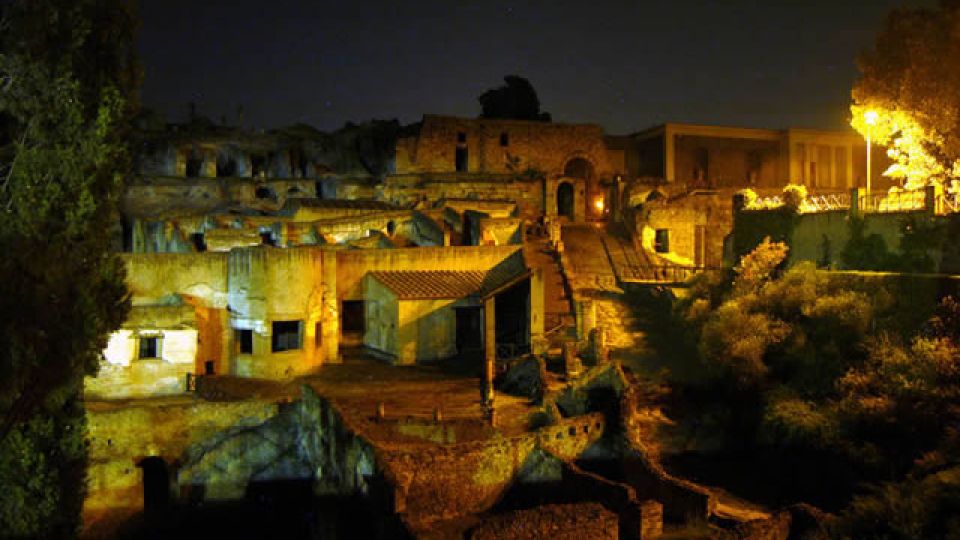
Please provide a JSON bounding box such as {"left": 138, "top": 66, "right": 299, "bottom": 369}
{"left": 369, "top": 266, "right": 526, "bottom": 300}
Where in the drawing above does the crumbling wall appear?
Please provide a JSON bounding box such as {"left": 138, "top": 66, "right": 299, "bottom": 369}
{"left": 84, "top": 399, "right": 280, "bottom": 527}
{"left": 381, "top": 175, "right": 545, "bottom": 218}
{"left": 397, "top": 116, "right": 613, "bottom": 179}
{"left": 470, "top": 503, "right": 619, "bottom": 540}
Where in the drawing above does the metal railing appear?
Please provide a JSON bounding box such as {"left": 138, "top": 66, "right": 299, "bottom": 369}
{"left": 801, "top": 193, "right": 850, "bottom": 212}
{"left": 858, "top": 190, "right": 926, "bottom": 213}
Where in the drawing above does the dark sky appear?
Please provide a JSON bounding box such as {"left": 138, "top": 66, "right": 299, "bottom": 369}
{"left": 138, "top": 0, "right": 935, "bottom": 134}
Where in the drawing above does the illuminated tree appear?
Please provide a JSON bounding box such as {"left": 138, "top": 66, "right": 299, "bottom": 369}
{"left": 0, "top": 0, "right": 136, "bottom": 536}
{"left": 851, "top": 2, "right": 960, "bottom": 188}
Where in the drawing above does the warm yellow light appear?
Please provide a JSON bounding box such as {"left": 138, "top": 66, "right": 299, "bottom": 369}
{"left": 593, "top": 197, "right": 605, "bottom": 213}
{"left": 865, "top": 110, "right": 879, "bottom": 126}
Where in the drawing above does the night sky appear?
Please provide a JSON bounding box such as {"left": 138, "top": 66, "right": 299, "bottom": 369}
{"left": 138, "top": 0, "right": 935, "bottom": 134}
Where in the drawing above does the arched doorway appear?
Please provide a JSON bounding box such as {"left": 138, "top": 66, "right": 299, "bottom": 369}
{"left": 139, "top": 456, "right": 170, "bottom": 512}
{"left": 557, "top": 182, "right": 575, "bottom": 219}
{"left": 564, "top": 157, "right": 601, "bottom": 219}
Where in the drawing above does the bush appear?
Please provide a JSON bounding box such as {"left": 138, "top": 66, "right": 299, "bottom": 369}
{"left": 782, "top": 184, "right": 808, "bottom": 211}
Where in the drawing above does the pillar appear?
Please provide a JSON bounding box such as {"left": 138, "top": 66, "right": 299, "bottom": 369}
{"left": 664, "top": 126, "right": 675, "bottom": 183}
{"left": 575, "top": 299, "right": 596, "bottom": 341}
{"left": 321, "top": 249, "right": 340, "bottom": 363}
{"left": 846, "top": 144, "right": 855, "bottom": 188}
{"left": 529, "top": 269, "right": 546, "bottom": 354}
{"left": 482, "top": 296, "right": 496, "bottom": 415}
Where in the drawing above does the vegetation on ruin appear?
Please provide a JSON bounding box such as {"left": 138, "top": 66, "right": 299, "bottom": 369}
{"left": 666, "top": 240, "right": 960, "bottom": 537}
{"left": 0, "top": 0, "right": 136, "bottom": 536}
{"left": 852, "top": 1, "right": 960, "bottom": 188}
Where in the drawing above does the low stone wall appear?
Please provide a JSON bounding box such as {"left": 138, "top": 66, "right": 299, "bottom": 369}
{"left": 537, "top": 412, "right": 606, "bottom": 460}
{"left": 470, "top": 503, "right": 619, "bottom": 540}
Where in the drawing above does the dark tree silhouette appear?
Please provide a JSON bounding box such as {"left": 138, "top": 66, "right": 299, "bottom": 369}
{"left": 478, "top": 75, "right": 551, "bottom": 122}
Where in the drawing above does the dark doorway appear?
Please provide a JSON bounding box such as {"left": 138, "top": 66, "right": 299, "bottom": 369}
{"left": 455, "top": 147, "right": 468, "bottom": 172}
{"left": 341, "top": 301, "right": 364, "bottom": 346}
{"left": 139, "top": 457, "right": 170, "bottom": 513}
{"left": 216, "top": 155, "right": 237, "bottom": 177}
{"left": 185, "top": 155, "right": 203, "bottom": 178}
{"left": 557, "top": 182, "right": 574, "bottom": 219}
{"left": 495, "top": 278, "right": 530, "bottom": 358}
{"left": 190, "top": 232, "right": 206, "bottom": 252}
{"left": 455, "top": 307, "right": 483, "bottom": 354}
{"left": 251, "top": 155, "right": 267, "bottom": 177}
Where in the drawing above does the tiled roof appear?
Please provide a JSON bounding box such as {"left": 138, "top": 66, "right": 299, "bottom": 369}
{"left": 369, "top": 265, "right": 527, "bottom": 300}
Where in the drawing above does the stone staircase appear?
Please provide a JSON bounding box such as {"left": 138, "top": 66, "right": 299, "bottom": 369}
{"left": 524, "top": 237, "right": 576, "bottom": 349}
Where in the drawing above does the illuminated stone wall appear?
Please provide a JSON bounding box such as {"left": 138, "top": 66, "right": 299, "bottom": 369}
{"left": 84, "top": 399, "right": 280, "bottom": 530}
{"left": 396, "top": 115, "right": 615, "bottom": 178}
{"left": 227, "top": 247, "right": 325, "bottom": 378}
{"left": 478, "top": 217, "right": 523, "bottom": 246}
{"left": 381, "top": 174, "right": 546, "bottom": 218}
{"left": 397, "top": 298, "right": 459, "bottom": 364}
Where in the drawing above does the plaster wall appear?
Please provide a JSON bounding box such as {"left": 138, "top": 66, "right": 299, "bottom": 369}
{"left": 89, "top": 329, "right": 199, "bottom": 399}
{"left": 228, "top": 247, "right": 325, "bottom": 378}
{"left": 398, "top": 298, "right": 458, "bottom": 364}
{"left": 124, "top": 253, "right": 229, "bottom": 307}
{"left": 363, "top": 276, "right": 399, "bottom": 358}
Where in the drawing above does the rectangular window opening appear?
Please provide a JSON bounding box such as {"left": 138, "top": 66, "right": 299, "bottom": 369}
{"left": 654, "top": 229, "right": 670, "bottom": 253}
{"left": 499, "top": 132, "right": 509, "bottom": 147}
{"left": 457, "top": 131, "right": 466, "bottom": 143}
{"left": 271, "top": 321, "right": 303, "bottom": 352}
{"left": 139, "top": 336, "right": 161, "bottom": 359}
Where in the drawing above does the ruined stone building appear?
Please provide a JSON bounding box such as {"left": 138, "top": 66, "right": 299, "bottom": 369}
{"left": 389, "top": 114, "right": 627, "bottom": 221}
{"left": 84, "top": 112, "right": 841, "bottom": 539}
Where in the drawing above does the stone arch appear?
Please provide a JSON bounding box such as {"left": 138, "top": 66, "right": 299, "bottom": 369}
{"left": 563, "top": 156, "right": 595, "bottom": 180}
{"left": 562, "top": 154, "right": 603, "bottom": 219}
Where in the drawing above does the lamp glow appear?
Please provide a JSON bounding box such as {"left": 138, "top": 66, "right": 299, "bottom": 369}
{"left": 593, "top": 197, "right": 605, "bottom": 213}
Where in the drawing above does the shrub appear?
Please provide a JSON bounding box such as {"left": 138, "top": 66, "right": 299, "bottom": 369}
{"left": 782, "top": 184, "right": 808, "bottom": 211}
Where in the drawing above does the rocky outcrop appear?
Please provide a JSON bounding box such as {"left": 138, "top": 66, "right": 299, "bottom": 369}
{"left": 177, "top": 385, "right": 379, "bottom": 500}
{"left": 498, "top": 355, "right": 547, "bottom": 403}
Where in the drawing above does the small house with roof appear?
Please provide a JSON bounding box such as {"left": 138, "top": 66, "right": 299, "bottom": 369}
{"left": 363, "top": 262, "right": 532, "bottom": 365}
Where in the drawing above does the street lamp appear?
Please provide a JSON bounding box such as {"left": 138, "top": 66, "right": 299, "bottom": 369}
{"left": 864, "top": 110, "right": 878, "bottom": 201}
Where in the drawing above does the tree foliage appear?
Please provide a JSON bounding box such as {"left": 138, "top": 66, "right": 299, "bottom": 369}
{"left": 677, "top": 241, "right": 960, "bottom": 534}
{"left": 478, "top": 75, "right": 552, "bottom": 122}
{"left": 852, "top": 2, "right": 960, "bottom": 187}
{"left": 0, "top": 0, "right": 137, "bottom": 536}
